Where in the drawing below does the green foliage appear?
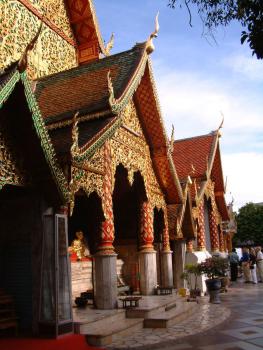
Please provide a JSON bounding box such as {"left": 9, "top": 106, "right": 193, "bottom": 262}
{"left": 234, "top": 202, "right": 263, "bottom": 246}
{"left": 198, "top": 257, "right": 229, "bottom": 279}
{"left": 168, "top": 0, "right": 263, "bottom": 59}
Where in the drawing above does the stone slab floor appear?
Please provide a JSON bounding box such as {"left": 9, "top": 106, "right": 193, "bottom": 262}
{"left": 108, "top": 281, "right": 263, "bottom": 350}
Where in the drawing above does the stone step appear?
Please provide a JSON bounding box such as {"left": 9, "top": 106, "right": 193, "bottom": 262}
{"left": 82, "top": 317, "right": 144, "bottom": 347}
{"left": 74, "top": 308, "right": 126, "bottom": 333}
{"left": 144, "top": 301, "right": 198, "bottom": 328}
{"left": 126, "top": 296, "right": 179, "bottom": 319}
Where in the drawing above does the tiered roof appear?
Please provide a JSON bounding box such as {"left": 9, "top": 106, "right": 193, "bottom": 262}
{"left": 172, "top": 132, "right": 229, "bottom": 220}
{"left": 35, "top": 42, "right": 184, "bottom": 205}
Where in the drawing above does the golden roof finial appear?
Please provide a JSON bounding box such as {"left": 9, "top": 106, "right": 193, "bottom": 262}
{"left": 107, "top": 70, "right": 116, "bottom": 107}
{"left": 146, "top": 12, "right": 160, "bottom": 54}
{"left": 105, "top": 33, "right": 114, "bottom": 56}
{"left": 18, "top": 22, "right": 43, "bottom": 73}
{"left": 71, "top": 112, "right": 79, "bottom": 157}
{"left": 217, "top": 112, "right": 224, "bottom": 137}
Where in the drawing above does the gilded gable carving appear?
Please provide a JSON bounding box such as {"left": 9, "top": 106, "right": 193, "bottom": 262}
{"left": 27, "top": 0, "right": 75, "bottom": 39}
{"left": 69, "top": 101, "right": 166, "bottom": 212}
{"left": 0, "top": 129, "right": 28, "bottom": 188}
{"left": 69, "top": 146, "right": 104, "bottom": 213}
{"left": 0, "top": 0, "right": 77, "bottom": 79}
{"left": 110, "top": 101, "right": 165, "bottom": 210}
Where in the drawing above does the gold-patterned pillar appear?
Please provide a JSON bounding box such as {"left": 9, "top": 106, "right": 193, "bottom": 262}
{"left": 162, "top": 208, "right": 171, "bottom": 252}
{"left": 209, "top": 207, "right": 220, "bottom": 252}
{"left": 219, "top": 225, "right": 225, "bottom": 252}
{"left": 98, "top": 141, "right": 115, "bottom": 255}
{"left": 94, "top": 141, "right": 117, "bottom": 309}
{"left": 139, "top": 201, "right": 157, "bottom": 294}
{"left": 139, "top": 201, "right": 154, "bottom": 252}
{"left": 197, "top": 200, "right": 206, "bottom": 251}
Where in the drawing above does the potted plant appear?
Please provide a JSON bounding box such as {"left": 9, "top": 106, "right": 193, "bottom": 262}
{"left": 181, "top": 264, "right": 201, "bottom": 299}
{"left": 198, "top": 257, "right": 229, "bottom": 304}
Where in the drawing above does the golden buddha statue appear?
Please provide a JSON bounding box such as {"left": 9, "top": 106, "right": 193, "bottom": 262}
{"left": 69, "top": 231, "right": 90, "bottom": 260}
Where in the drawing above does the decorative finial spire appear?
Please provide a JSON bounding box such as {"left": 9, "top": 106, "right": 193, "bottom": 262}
{"left": 71, "top": 112, "right": 79, "bottom": 157}
{"left": 146, "top": 12, "right": 160, "bottom": 54}
{"left": 107, "top": 70, "right": 116, "bottom": 107}
{"left": 217, "top": 112, "right": 224, "bottom": 137}
{"left": 169, "top": 124, "right": 175, "bottom": 153}
{"left": 18, "top": 22, "right": 43, "bottom": 73}
{"left": 105, "top": 33, "right": 114, "bottom": 56}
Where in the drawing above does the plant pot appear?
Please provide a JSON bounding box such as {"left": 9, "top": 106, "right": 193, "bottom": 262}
{"left": 205, "top": 278, "right": 221, "bottom": 304}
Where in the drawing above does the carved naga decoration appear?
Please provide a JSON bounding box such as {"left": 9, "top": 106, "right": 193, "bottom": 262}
{"left": 18, "top": 22, "right": 43, "bottom": 73}
{"left": 71, "top": 112, "right": 80, "bottom": 157}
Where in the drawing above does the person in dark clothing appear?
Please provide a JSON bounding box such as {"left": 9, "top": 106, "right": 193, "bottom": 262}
{"left": 240, "top": 247, "right": 252, "bottom": 282}
{"left": 249, "top": 247, "right": 258, "bottom": 284}
{"left": 229, "top": 248, "right": 239, "bottom": 281}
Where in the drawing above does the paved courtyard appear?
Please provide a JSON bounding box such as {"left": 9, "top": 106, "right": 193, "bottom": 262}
{"left": 108, "top": 281, "right": 263, "bottom": 350}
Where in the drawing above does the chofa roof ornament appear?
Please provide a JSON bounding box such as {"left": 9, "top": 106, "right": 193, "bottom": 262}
{"left": 146, "top": 12, "right": 160, "bottom": 54}
{"left": 217, "top": 112, "right": 224, "bottom": 137}
{"left": 105, "top": 33, "right": 114, "bottom": 56}
{"left": 18, "top": 22, "right": 43, "bottom": 73}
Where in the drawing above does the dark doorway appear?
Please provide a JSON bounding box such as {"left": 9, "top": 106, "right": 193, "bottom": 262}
{"left": 68, "top": 190, "right": 104, "bottom": 255}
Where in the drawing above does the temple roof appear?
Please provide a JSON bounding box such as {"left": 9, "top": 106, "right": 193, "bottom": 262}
{"left": 35, "top": 44, "right": 145, "bottom": 125}
{"left": 35, "top": 42, "right": 184, "bottom": 205}
{"left": 173, "top": 131, "right": 229, "bottom": 220}
{"left": 173, "top": 133, "right": 216, "bottom": 180}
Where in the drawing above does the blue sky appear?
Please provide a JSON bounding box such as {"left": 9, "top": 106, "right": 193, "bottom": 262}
{"left": 95, "top": 0, "right": 263, "bottom": 210}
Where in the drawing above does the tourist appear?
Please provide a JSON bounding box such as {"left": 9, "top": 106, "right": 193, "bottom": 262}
{"left": 249, "top": 248, "right": 257, "bottom": 284}
{"left": 229, "top": 248, "right": 239, "bottom": 281}
{"left": 240, "top": 247, "right": 252, "bottom": 283}
{"left": 255, "top": 246, "right": 263, "bottom": 283}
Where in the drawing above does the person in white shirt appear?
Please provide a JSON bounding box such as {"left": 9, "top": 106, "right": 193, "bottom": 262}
{"left": 255, "top": 246, "right": 263, "bottom": 282}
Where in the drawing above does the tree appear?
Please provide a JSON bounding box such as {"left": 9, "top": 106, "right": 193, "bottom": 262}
{"left": 168, "top": 0, "right": 263, "bottom": 59}
{"left": 233, "top": 203, "right": 263, "bottom": 246}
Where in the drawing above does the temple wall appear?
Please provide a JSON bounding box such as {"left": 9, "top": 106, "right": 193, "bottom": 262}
{"left": 0, "top": 0, "right": 77, "bottom": 79}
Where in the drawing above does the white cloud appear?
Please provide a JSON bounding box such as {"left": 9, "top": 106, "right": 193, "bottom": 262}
{"left": 152, "top": 64, "right": 263, "bottom": 209}
{"left": 223, "top": 54, "right": 263, "bottom": 82}
{"left": 223, "top": 152, "right": 263, "bottom": 211}
{"left": 153, "top": 67, "right": 263, "bottom": 140}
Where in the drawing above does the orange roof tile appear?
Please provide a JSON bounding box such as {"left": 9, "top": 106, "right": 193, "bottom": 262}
{"left": 173, "top": 133, "right": 216, "bottom": 180}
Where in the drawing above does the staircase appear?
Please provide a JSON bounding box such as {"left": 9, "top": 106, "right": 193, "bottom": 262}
{"left": 0, "top": 289, "right": 18, "bottom": 336}
{"left": 74, "top": 294, "right": 198, "bottom": 346}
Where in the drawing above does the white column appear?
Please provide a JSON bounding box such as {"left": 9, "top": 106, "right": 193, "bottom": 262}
{"left": 94, "top": 253, "right": 117, "bottom": 309}
{"left": 139, "top": 251, "right": 157, "bottom": 295}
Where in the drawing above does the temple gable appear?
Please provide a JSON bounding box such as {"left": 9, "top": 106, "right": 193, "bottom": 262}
{"left": 1, "top": 0, "right": 77, "bottom": 79}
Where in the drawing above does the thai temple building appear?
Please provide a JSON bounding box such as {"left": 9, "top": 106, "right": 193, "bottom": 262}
{"left": 172, "top": 131, "right": 232, "bottom": 290}
{"left": 0, "top": 0, "right": 234, "bottom": 341}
